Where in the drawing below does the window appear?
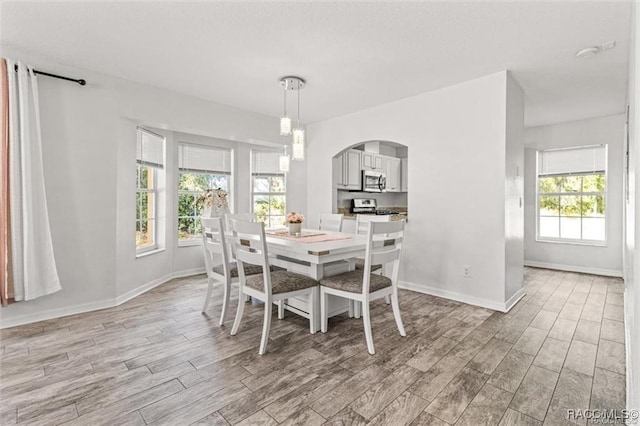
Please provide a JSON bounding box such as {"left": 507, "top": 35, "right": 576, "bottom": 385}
{"left": 251, "top": 150, "right": 286, "bottom": 228}
{"left": 136, "top": 128, "right": 165, "bottom": 253}
{"left": 178, "top": 143, "right": 232, "bottom": 244}
{"left": 537, "top": 145, "right": 607, "bottom": 244}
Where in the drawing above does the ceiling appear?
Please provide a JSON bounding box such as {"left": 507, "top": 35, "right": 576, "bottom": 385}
{"left": 0, "top": 1, "right": 632, "bottom": 128}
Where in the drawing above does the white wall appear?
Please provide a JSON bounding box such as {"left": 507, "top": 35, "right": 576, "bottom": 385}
{"left": 523, "top": 114, "right": 625, "bottom": 276}
{"left": 505, "top": 74, "right": 525, "bottom": 302}
{"left": 307, "top": 71, "right": 524, "bottom": 311}
{"left": 0, "top": 49, "right": 306, "bottom": 327}
{"left": 625, "top": 2, "right": 639, "bottom": 411}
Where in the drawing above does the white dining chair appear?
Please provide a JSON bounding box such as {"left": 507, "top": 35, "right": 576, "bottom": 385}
{"left": 223, "top": 212, "right": 285, "bottom": 316}
{"left": 229, "top": 220, "right": 320, "bottom": 355}
{"left": 355, "top": 214, "right": 391, "bottom": 308}
{"left": 319, "top": 220, "right": 406, "bottom": 355}
{"left": 200, "top": 217, "right": 267, "bottom": 326}
{"left": 318, "top": 213, "right": 344, "bottom": 232}
{"left": 224, "top": 212, "right": 256, "bottom": 231}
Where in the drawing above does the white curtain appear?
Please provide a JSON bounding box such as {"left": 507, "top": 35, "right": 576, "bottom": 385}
{"left": 6, "top": 59, "right": 61, "bottom": 301}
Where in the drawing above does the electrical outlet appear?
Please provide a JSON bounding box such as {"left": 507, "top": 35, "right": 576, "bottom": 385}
{"left": 464, "top": 266, "right": 471, "bottom": 278}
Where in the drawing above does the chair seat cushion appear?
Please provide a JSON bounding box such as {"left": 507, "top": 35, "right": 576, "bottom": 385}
{"left": 355, "top": 258, "right": 383, "bottom": 272}
{"left": 320, "top": 270, "right": 392, "bottom": 294}
{"left": 212, "top": 263, "right": 271, "bottom": 278}
{"left": 245, "top": 270, "right": 319, "bottom": 294}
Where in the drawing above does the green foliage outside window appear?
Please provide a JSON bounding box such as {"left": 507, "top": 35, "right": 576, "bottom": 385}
{"left": 178, "top": 172, "right": 229, "bottom": 241}
{"left": 253, "top": 175, "right": 286, "bottom": 228}
{"left": 539, "top": 174, "right": 605, "bottom": 217}
{"left": 136, "top": 165, "right": 155, "bottom": 249}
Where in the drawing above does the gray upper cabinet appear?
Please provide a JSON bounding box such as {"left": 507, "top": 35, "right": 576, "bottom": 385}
{"left": 383, "top": 157, "right": 402, "bottom": 192}
{"left": 362, "top": 152, "right": 383, "bottom": 171}
{"left": 401, "top": 158, "right": 408, "bottom": 192}
{"left": 334, "top": 149, "right": 362, "bottom": 191}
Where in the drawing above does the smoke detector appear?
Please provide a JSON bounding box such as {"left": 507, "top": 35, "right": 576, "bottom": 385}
{"left": 576, "top": 41, "right": 616, "bottom": 59}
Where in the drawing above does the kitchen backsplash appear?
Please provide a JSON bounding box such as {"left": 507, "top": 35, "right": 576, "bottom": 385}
{"left": 338, "top": 206, "right": 407, "bottom": 214}
{"left": 336, "top": 191, "right": 407, "bottom": 209}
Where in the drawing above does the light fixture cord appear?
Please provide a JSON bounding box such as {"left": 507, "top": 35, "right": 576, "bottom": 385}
{"left": 297, "top": 84, "right": 301, "bottom": 126}
{"left": 283, "top": 85, "right": 287, "bottom": 116}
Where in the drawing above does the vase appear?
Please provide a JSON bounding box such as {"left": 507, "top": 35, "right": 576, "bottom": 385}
{"left": 288, "top": 222, "right": 302, "bottom": 235}
{"left": 202, "top": 206, "right": 213, "bottom": 218}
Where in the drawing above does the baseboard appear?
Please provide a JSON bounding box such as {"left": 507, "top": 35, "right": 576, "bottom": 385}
{"left": 115, "top": 267, "right": 205, "bottom": 305}
{"left": 114, "top": 273, "right": 173, "bottom": 306}
{"left": 524, "top": 260, "right": 623, "bottom": 277}
{"left": 398, "top": 280, "right": 518, "bottom": 312}
{"left": 0, "top": 298, "right": 115, "bottom": 329}
{"left": 504, "top": 287, "right": 526, "bottom": 312}
{"left": 0, "top": 267, "right": 207, "bottom": 329}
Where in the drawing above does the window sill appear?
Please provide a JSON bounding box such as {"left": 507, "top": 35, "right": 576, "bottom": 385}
{"left": 179, "top": 241, "right": 202, "bottom": 248}
{"left": 535, "top": 238, "right": 607, "bottom": 248}
{"left": 135, "top": 248, "right": 166, "bottom": 259}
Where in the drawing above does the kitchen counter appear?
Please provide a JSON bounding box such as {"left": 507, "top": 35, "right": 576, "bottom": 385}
{"left": 343, "top": 213, "right": 407, "bottom": 222}
{"left": 338, "top": 207, "right": 408, "bottom": 222}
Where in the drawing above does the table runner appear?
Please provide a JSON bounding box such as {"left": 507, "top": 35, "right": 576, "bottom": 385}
{"left": 266, "top": 231, "right": 352, "bottom": 243}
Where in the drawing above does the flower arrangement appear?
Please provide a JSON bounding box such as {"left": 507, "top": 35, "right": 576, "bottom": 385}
{"left": 194, "top": 188, "right": 229, "bottom": 212}
{"left": 286, "top": 212, "right": 305, "bottom": 224}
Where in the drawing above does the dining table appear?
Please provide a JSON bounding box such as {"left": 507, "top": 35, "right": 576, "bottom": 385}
{"left": 262, "top": 228, "right": 368, "bottom": 331}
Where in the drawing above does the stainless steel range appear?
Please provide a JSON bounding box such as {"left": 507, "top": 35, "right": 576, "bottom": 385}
{"left": 350, "top": 198, "right": 394, "bottom": 215}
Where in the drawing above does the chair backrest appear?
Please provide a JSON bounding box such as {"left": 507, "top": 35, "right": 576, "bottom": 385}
{"left": 201, "top": 217, "right": 230, "bottom": 278}
{"left": 230, "top": 219, "right": 273, "bottom": 294}
{"left": 225, "top": 212, "right": 256, "bottom": 230}
{"left": 319, "top": 213, "right": 344, "bottom": 232}
{"left": 355, "top": 214, "right": 391, "bottom": 235}
{"left": 362, "top": 220, "right": 405, "bottom": 294}
{"left": 224, "top": 213, "right": 257, "bottom": 258}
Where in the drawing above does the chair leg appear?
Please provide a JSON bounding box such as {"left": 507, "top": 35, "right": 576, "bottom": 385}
{"left": 230, "top": 290, "right": 246, "bottom": 336}
{"left": 354, "top": 301, "right": 361, "bottom": 319}
{"left": 384, "top": 295, "right": 391, "bottom": 305}
{"left": 362, "top": 301, "right": 375, "bottom": 355}
{"left": 202, "top": 277, "right": 214, "bottom": 313}
{"left": 259, "top": 299, "right": 273, "bottom": 355}
{"left": 348, "top": 300, "right": 354, "bottom": 318}
{"left": 320, "top": 288, "right": 328, "bottom": 333}
{"left": 278, "top": 300, "right": 285, "bottom": 319}
{"left": 309, "top": 289, "right": 317, "bottom": 334}
{"left": 244, "top": 294, "right": 251, "bottom": 302}
{"left": 219, "top": 277, "right": 231, "bottom": 326}
{"left": 391, "top": 290, "right": 406, "bottom": 336}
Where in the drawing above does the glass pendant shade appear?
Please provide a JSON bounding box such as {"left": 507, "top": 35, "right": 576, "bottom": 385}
{"left": 279, "top": 153, "right": 290, "bottom": 172}
{"left": 292, "top": 129, "right": 305, "bottom": 160}
{"left": 280, "top": 116, "right": 292, "bottom": 135}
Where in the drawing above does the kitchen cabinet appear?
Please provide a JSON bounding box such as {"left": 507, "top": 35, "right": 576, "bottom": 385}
{"left": 401, "top": 158, "right": 408, "bottom": 192}
{"left": 334, "top": 149, "right": 362, "bottom": 190}
{"left": 384, "top": 157, "right": 402, "bottom": 192}
{"left": 362, "top": 152, "right": 383, "bottom": 171}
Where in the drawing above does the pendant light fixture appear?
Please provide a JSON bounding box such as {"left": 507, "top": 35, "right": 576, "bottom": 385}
{"left": 280, "top": 86, "right": 291, "bottom": 135}
{"left": 279, "top": 76, "right": 306, "bottom": 161}
{"left": 279, "top": 145, "right": 290, "bottom": 173}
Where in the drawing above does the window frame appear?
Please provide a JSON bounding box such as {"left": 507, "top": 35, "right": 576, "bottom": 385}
{"left": 177, "top": 143, "right": 233, "bottom": 247}
{"left": 535, "top": 145, "right": 608, "bottom": 246}
{"left": 135, "top": 128, "right": 165, "bottom": 255}
{"left": 251, "top": 173, "right": 287, "bottom": 228}
{"left": 250, "top": 150, "right": 287, "bottom": 228}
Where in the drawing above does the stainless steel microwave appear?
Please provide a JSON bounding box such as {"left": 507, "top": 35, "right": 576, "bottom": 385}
{"left": 362, "top": 170, "right": 386, "bottom": 192}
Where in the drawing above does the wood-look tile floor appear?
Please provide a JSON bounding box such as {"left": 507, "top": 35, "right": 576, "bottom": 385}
{"left": 0, "top": 267, "right": 626, "bottom": 425}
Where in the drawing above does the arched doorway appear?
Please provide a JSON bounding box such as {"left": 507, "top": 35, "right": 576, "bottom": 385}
{"left": 332, "top": 140, "right": 408, "bottom": 232}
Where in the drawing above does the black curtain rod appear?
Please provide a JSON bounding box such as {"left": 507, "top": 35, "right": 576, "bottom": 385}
{"left": 13, "top": 64, "right": 86, "bottom": 86}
